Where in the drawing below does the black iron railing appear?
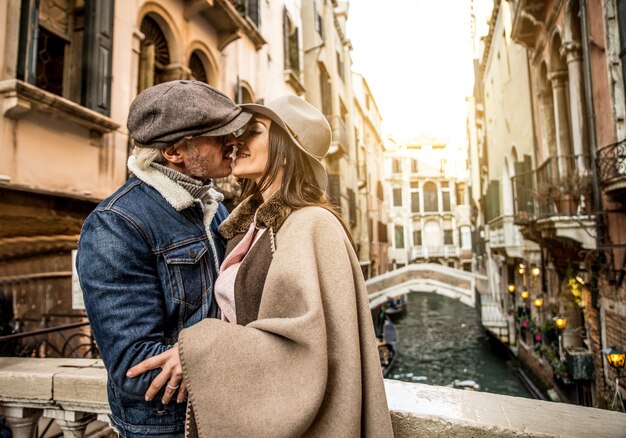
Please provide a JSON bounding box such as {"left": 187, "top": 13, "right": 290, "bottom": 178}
{"left": 0, "top": 314, "right": 97, "bottom": 359}
{"left": 512, "top": 154, "right": 593, "bottom": 221}
{"left": 597, "top": 139, "right": 626, "bottom": 187}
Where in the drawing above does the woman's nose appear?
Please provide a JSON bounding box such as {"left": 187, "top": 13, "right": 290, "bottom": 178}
{"left": 224, "top": 133, "right": 242, "bottom": 146}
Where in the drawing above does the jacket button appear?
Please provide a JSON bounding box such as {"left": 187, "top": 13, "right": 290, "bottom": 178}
{"left": 189, "top": 249, "right": 196, "bottom": 258}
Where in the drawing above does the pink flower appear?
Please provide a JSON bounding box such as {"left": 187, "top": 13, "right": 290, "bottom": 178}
{"left": 521, "top": 320, "right": 529, "bottom": 328}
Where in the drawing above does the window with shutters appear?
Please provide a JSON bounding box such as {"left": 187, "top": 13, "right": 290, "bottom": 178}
{"left": 410, "top": 181, "right": 420, "bottom": 213}
{"left": 392, "top": 188, "right": 403, "bottom": 207}
{"left": 413, "top": 229, "right": 422, "bottom": 246}
{"left": 456, "top": 182, "right": 467, "bottom": 205}
{"left": 378, "top": 221, "right": 388, "bottom": 243}
{"left": 336, "top": 50, "right": 345, "bottom": 81}
{"left": 319, "top": 63, "right": 332, "bottom": 118}
{"left": 423, "top": 182, "right": 438, "bottom": 212}
{"left": 392, "top": 158, "right": 402, "bottom": 174}
{"left": 17, "top": 0, "right": 114, "bottom": 116}
{"left": 314, "top": 2, "right": 323, "bottom": 38}
{"left": 347, "top": 188, "right": 357, "bottom": 227}
{"left": 283, "top": 8, "right": 300, "bottom": 76}
{"left": 394, "top": 225, "right": 405, "bottom": 249}
{"left": 245, "top": 0, "right": 260, "bottom": 27}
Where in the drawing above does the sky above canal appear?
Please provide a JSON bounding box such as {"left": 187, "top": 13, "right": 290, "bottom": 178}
{"left": 348, "top": 0, "right": 493, "bottom": 146}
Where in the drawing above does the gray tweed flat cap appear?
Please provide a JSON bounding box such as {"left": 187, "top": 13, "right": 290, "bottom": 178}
{"left": 127, "top": 80, "right": 252, "bottom": 148}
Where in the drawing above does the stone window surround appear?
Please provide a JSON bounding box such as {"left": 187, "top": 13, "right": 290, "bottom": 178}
{"left": 0, "top": 79, "right": 119, "bottom": 133}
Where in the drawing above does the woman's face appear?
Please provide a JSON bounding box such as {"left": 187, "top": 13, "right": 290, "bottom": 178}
{"left": 231, "top": 115, "right": 272, "bottom": 184}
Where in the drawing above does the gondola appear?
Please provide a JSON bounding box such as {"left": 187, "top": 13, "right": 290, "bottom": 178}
{"left": 384, "top": 294, "right": 407, "bottom": 319}
{"left": 373, "top": 306, "right": 398, "bottom": 377}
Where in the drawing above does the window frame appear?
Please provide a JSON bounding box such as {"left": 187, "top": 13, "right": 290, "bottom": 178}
{"left": 17, "top": 0, "right": 115, "bottom": 116}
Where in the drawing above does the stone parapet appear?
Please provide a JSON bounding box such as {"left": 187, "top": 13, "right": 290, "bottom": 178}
{"left": 1, "top": 358, "right": 625, "bottom": 437}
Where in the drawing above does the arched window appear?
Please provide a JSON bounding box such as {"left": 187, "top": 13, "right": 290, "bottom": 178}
{"left": 189, "top": 51, "right": 207, "bottom": 83}
{"left": 423, "top": 182, "right": 438, "bottom": 212}
{"left": 138, "top": 15, "right": 170, "bottom": 92}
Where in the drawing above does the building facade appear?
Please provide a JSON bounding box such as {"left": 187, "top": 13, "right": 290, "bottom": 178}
{"left": 473, "top": 0, "right": 544, "bottom": 353}
{"left": 385, "top": 139, "right": 472, "bottom": 271}
{"left": 301, "top": 0, "right": 364, "bottom": 248}
{"left": 0, "top": 0, "right": 378, "bottom": 354}
{"left": 352, "top": 72, "right": 389, "bottom": 277}
{"left": 470, "top": 0, "right": 626, "bottom": 410}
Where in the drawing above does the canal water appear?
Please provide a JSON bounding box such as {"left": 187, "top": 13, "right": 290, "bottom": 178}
{"left": 389, "top": 292, "right": 532, "bottom": 398}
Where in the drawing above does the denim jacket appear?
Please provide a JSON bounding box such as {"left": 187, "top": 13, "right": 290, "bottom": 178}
{"left": 77, "top": 162, "right": 227, "bottom": 437}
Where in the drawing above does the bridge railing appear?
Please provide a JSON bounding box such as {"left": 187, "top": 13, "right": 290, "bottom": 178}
{"left": 1, "top": 358, "right": 625, "bottom": 437}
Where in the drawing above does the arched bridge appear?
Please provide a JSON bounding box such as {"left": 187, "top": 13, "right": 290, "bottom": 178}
{"left": 366, "top": 264, "right": 509, "bottom": 343}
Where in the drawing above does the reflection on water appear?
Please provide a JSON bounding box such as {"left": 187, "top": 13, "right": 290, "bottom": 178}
{"left": 389, "top": 293, "right": 532, "bottom": 398}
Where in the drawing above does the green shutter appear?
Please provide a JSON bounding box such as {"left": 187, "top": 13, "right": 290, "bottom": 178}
{"left": 83, "top": 0, "right": 114, "bottom": 116}
{"left": 247, "top": 0, "right": 260, "bottom": 27}
{"left": 17, "top": 0, "right": 40, "bottom": 83}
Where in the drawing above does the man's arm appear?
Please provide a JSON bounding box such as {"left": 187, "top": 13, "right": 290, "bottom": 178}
{"left": 77, "top": 209, "right": 169, "bottom": 398}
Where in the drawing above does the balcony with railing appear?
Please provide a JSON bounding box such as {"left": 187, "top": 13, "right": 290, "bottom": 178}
{"left": 410, "top": 245, "right": 460, "bottom": 260}
{"left": 488, "top": 215, "right": 524, "bottom": 258}
{"left": 597, "top": 138, "right": 626, "bottom": 202}
{"left": 512, "top": 155, "right": 596, "bottom": 249}
{"left": 185, "top": 0, "right": 266, "bottom": 50}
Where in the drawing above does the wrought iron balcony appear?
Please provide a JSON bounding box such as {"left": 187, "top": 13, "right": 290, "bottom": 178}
{"left": 513, "top": 154, "right": 593, "bottom": 223}
{"left": 512, "top": 154, "right": 596, "bottom": 249}
{"left": 597, "top": 139, "right": 626, "bottom": 202}
{"left": 184, "top": 0, "right": 265, "bottom": 50}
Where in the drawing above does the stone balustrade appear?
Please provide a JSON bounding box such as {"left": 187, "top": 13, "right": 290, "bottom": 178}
{"left": 1, "top": 358, "right": 625, "bottom": 437}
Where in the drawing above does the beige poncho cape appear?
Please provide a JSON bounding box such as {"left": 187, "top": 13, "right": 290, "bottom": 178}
{"left": 179, "top": 204, "right": 393, "bottom": 437}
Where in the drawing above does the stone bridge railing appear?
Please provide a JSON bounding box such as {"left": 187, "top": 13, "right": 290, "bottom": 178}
{"left": 1, "top": 358, "right": 625, "bottom": 437}
{"left": 366, "top": 263, "right": 483, "bottom": 309}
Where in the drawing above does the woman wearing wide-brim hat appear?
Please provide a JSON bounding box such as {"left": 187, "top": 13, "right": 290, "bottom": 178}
{"left": 128, "top": 95, "right": 393, "bottom": 437}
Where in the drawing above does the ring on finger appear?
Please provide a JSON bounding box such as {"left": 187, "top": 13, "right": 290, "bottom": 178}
{"left": 167, "top": 382, "right": 180, "bottom": 390}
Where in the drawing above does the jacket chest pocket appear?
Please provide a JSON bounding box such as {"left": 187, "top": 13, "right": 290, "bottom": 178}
{"left": 163, "top": 242, "right": 211, "bottom": 308}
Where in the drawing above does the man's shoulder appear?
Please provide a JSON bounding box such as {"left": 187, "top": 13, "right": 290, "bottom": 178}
{"left": 94, "top": 177, "right": 165, "bottom": 213}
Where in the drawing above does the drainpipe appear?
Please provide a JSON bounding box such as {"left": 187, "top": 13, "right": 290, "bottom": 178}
{"left": 579, "top": 0, "right": 603, "bottom": 308}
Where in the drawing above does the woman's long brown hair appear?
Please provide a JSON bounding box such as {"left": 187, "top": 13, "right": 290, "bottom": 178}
{"left": 239, "top": 122, "right": 355, "bottom": 248}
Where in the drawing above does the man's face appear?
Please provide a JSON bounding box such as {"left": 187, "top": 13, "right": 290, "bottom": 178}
{"left": 180, "top": 135, "right": 232, "bottom": 181}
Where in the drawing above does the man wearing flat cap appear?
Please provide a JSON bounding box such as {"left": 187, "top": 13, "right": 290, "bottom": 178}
{"left": 76, "top": 80, "right": 251, "bottom": 437}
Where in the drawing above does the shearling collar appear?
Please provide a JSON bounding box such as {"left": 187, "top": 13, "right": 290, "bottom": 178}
{"left": 127, "top": 155, "right": 223, "bottom": 211}
{"left": 219, "top": 193, "right": 292, "bottom": 240}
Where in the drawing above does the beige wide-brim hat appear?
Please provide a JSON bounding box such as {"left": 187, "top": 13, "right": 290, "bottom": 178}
{"left": 241, "top": 95, "right": 331, "bottom": 190}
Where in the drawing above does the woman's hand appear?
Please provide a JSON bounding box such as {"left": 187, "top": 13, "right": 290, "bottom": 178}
{"left": 126, "top": 343, "right": 187, "bottom": 404}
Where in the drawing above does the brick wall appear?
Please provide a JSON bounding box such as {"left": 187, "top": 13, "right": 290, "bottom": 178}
{"left": 518, "top": 341, "right": 555, "bottom": 390}
{"left": 581, "top": 286, "right": 608, "bottom": 408}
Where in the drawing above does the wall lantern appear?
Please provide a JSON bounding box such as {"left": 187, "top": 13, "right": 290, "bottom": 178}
{"left": 507, "top": 284, "right": 515, "bottom": 294}
{"left": 521, "top": 289, "right": 530, "bottom": 300}
{"left": 554, "top": 317, "right": 567, "bottom": 331}
{"left": 533, "top": 297, "right": 544, "bottom": 308}
{"left": 604, "top": 347, "right": 626, "bottom": 370}
{"left": 602, "top": 346, "right": 625, "bottom": 412}
{"left": 518, "top": 263, "right": 526, "bottom": 275}
{"left": 531, "top": 266, "right": 541, "bottom": 277}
